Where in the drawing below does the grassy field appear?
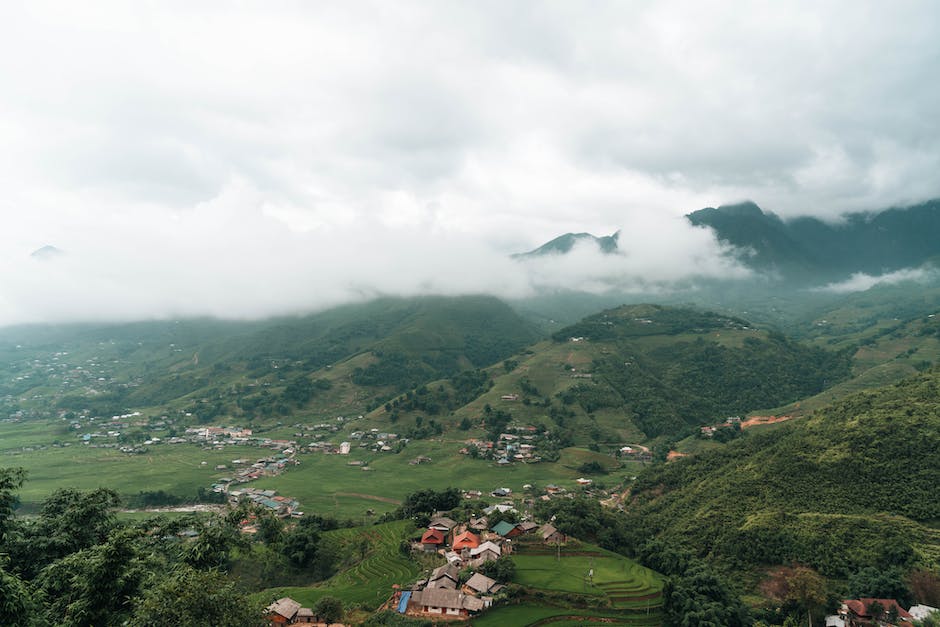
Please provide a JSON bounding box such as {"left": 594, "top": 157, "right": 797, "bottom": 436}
{"left": 4, "top": 442, "right": 240, "bottom": 507}
{"left": 258, "top": 519, "right": 421, "bottom": 610}
{"left": 470, "top": 604, "right": 663, "bottom": 626}
{"left": 254, "top": 441, "right": 635, "bottom": 520}
{"left": 512, "top": 543, "right": 663, "bottom": 611}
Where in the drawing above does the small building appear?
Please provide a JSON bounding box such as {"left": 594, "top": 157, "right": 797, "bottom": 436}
{"left": 409, "top": 589, "right": 485, "bottom": 617}
{"left": 840, "top": 598, "right": 913, "bottom": 626}
{"left": 469, "top": 541, "right": 502, "bottom": 563}
{"left": 421, "top": 528, "right": 446, "bottom": 551}
{"left": 464, "top": 572, "right": 501, "bottom": 596}
{"left": 428, "top": 516, "right": 458, "bottom": 533}
{"left": 490, "top": 520, "right": 517, "bottom": 538}
{"left": 265, "top": 597, "right": 301, "bottom": 624}
{"left": 452, "top": 531, "right": 481, "bottom": 551}
{"left": 426, "top": 563, "right": 460, "bottom": 590}
{"left": 539, "top": 523, "right": 566, "bottom": 545}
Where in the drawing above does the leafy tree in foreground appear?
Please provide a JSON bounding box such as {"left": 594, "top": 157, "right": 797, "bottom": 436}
{"left": 313, "top": 596, "right": 344, "bottom": 624}
{"left": 132, "top": 565, "right": 265, "bottom": 627}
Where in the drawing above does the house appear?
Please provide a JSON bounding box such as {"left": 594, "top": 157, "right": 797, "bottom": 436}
{"left": 265, "top": 597, "right": 303, "bottom": 624}
{"left": 490, "top": 487, "right": 512, "bottom": 498}
{"left": 464, "top": 572, "right": 501, "bottom": 596}
{"left": 426, "top": 563, "right": 460, "bottom": 590}
{"left": 483, "top": 503, "right": 516, "bottom": 516}
{"left": 443, "top": 550, "right": 463, "bottom": 566}
{"left": 452, "top": 531, "right": 481, "bottom": 551}
{"left": 409, "top": 588, "right": 486, "bottom": 617}
{"left": 539, "top": 523, "right": 566, "bottom": 545}
{"left": 517, "top": 521, "right": 539, "bottom": 534}
{"left": 428, "top": 516, "right": 458, "bottom": 533}
{"left": 420, "top": 528, "right": 446, "bottom": 551}
{"left": 294, "top": 607, "right": 316, "bottom": 624}
{"left": 468, "top": 516, "right": 489, "bottom": 532}
{"left": 840, "top": 598, "right": 913, "bottom": 626}
{"left": 469, "top": 541, "right": 501, "bottom": 563}
{"left": 576, "top": 477, "right": 593, "bottom": 487}
{"left": 491, "top": 520, "right": 518, "bottom": 538}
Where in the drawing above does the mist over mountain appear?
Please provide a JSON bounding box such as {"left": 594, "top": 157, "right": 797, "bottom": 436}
{"left": 687, "top": 198, "right": 940, "bottom": 282}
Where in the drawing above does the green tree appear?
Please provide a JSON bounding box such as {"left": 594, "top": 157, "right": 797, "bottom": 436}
{"left": 785, "top": 567, "right": 827, "bottom": 627}
{"left": 313, "top": 596, "right": 344, "bottom": 623}
{"left": 0, "top": 467, "right": 26, "bottom": 543}
{"left": 132, "top": 566, "right": 265, "bottom": 627}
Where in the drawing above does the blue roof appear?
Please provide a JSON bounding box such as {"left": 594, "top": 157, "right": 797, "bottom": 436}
{"left": 397, "top": 591, "right": 411, "bottom": 614}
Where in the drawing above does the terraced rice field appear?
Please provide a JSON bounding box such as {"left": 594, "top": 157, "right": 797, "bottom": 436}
{"left": 260, "top": 519, "right": 422, "bottom": 610}
{"left": 470, "top": 604, "right": 663, "bottom": 626}
{"left": 512, "top": 544, "right": 663, "bottom": 612}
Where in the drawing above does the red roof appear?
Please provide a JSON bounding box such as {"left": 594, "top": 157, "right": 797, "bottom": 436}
{"left": 452, "top": 531, "right": 480, "bottom": 550}
{"left": 421, "top": 529, "right": 445, "bottom": 545}
{"left": 843, "top": 598, "right": 912, "bottom": 620}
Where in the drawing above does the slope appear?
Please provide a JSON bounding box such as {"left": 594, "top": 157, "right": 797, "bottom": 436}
{"left": 625, "top": 368, "right": 940, "bottom": 579}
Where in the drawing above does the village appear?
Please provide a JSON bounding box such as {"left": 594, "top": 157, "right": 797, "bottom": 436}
{"left": 265, "top": 498, "right": 569, "bottom": 624}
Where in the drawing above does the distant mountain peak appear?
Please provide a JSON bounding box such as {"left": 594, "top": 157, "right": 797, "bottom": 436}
{"left": 30, "top": 245, "right": 64, "bottom": 260}
{"left": 513, "top": 231, "right": 620, "bottom": 259}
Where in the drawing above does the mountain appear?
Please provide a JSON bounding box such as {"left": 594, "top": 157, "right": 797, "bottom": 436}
{"left": 29, "top": 245, "right": 64, "bottom": 260}
{"left": 0, "top": 295, "right": 541, "bottom": 421}
{"left": 374, "top": 303, "right": 852, "bottom": 442}
{"left": 512, "top": 231, "right": 620, "bottom": 258}
{"left": 687, "top": 198, "right": 940, "bottom": 282}
{"left": 625, "top": 367, "right": 940, "bottom": 583}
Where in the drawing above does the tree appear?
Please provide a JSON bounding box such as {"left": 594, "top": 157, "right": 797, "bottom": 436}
{"left": 313, "top": 596, "right": 344, "bottom": 624}
{"left": 785, "top": 567, "right": 827, "bottom": 627}
{"left": 35, "top": 527, "right": 147, "bottom": 626}
{"left": 0, "top": 565, "right": 33, "bottom": 627}
{"left": 132, "top": 566, "right": 265, "bottom": 627}
{"left": 479, "top": 556, "right": 515, "bottom": 584}
{"left": 0, "top": 467, "right": 26, "bottom": 543}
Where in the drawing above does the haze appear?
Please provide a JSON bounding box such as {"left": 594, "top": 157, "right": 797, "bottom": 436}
{"left": 2, "top": 1, "right": 939, "bottom": 326}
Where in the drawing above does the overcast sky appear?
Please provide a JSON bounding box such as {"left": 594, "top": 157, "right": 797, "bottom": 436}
{"left": 1, "top": 1, "right": 939, "bottom": 325}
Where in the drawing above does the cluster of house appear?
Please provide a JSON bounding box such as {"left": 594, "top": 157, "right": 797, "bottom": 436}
{"left": 828, "top": 599, "right": 937, "bottom": 626}
{"left": 228, "top": 487, "right": 303, "bottom": 519}
{"left": 459, "top": 432, "right": 542, "bottom": 465}
{"left": 302, "top": 429, "right": 403, "bottom": 455}
{"left": 209, "top": 453, "right": 298, "bottom": 492}
{"left": 396, "top": 510, "right": 566, "bottom": 619}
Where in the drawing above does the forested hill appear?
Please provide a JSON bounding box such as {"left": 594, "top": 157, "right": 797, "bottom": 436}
{"left": 687, "top": 198, "right": 940, "bottom": 282}
{"left": 544, "top": 305, "right": 851, "bottom": 437}
{"left": 625, "top": 367, "right": 940, "bottom": 580}
{"left": 0, "top": 295, "right": 541, "bottom": 420}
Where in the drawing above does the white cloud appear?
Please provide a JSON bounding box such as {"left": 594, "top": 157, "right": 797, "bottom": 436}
{"left": 0, "top": 1, "right": 939, "bottom": 324}
{"left": 814, "top": 267, "right": 938, "bottom": 294}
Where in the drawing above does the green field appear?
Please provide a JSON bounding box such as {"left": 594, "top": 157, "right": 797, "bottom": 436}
{"left": 3, "top": 442, "right": 240, "bottom": 508}
{"left": 253, "top": 441, "right": 633, "bottom": 520}
{"left": 258, "top": 519, "right": 421, "bottom": 610}
{"left": 512, "top": 544, "right": 663, "bottom": 611}
{"left": 470, "top": 604, "right": 663, "bottom": 626}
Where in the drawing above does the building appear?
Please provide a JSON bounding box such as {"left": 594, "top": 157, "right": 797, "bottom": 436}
{"left": 840, "top": 598, "right": 913, "bottom": 626}
{"left": 408, "top": 589, "right": 486, "bottom": 617}
{"left": 420, "top": 528, "right": 446, "bottom": 551}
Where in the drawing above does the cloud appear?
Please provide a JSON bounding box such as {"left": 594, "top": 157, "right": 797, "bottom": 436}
{"left": 0, "top": 1, "right": 938, "bottom": 324}
{"left": 813, "top": 267, "right": 938, "bottom": 294}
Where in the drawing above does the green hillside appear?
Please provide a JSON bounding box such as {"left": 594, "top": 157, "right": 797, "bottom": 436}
{"left": 405, "top": 304, "right": 851, "bottom": 441}
{"left": 625, "top": 368, "right": 940, "bottom": 580}
{"left": 0, "top": 295, "right": 541, "bottom": 422}
{"left": 687, "top": 198, "right": 940, "bottom": 283}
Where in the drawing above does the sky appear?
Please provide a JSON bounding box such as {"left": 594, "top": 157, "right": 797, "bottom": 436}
{"left": 1, "top": 1, "right": 939, "bottom": 325}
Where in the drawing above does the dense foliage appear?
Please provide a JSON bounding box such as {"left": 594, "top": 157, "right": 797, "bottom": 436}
{"left": 552, "top": 305, "right": 851, "bottom": 437}
{"left": 624, "top": 369, "right": 940, "bottom": 581}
